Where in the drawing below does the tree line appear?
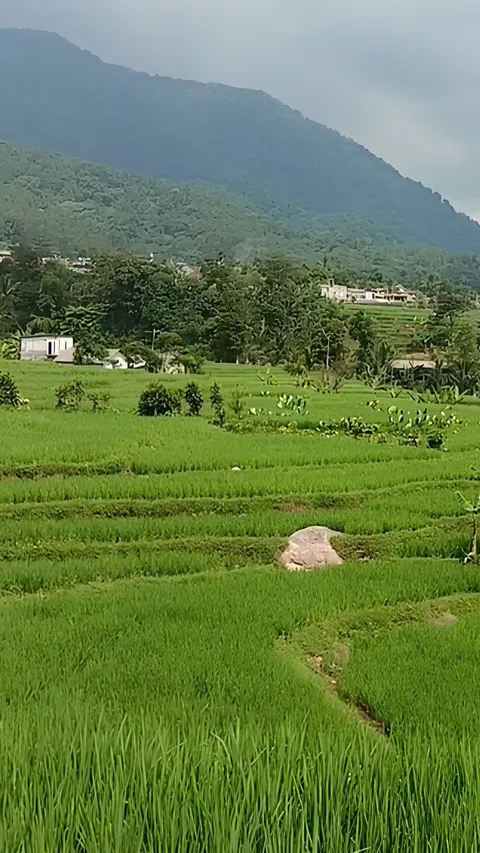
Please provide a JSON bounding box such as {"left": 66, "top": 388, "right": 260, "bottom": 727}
{"left": 0, "top": 249, "right": 478, "bottom": 389}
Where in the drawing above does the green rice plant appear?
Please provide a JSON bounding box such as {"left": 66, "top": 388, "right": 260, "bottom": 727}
{"left": 0, "top": 359, "right": 480, "bottom": 847}
{"left": 340, "top": 610, "right": 480, "bottom": 739}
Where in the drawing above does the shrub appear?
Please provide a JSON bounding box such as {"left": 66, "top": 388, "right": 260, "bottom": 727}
{"left": 0, "top": 371, "right": 26, "bottom": 407}
{"left": 87, "top": 391, "right": 112, "bottom": 412}
{"left": 210, "top": 382, "right": 223, "bottom": 409}
{"left": 0, "top": 338, "right": 20, "bottom": 360}
{"left": 138, "top": 383, "right": 183, "bottom": 417}
{"left": 210, "top": 382, "right": 226, "bottom": 427}
{"left": 228, "top": 386, "right": 246, "bottom": 419}
{"left": 177, "top": 354, "right": 205, "bottom": 374}
{"left": 55, "top": 380, "right": 86, "bottom": 411}
{"left": 185, "top": 383, "right": 203, "bottom": 416}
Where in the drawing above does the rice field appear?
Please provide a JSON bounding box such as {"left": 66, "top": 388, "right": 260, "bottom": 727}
{"left": 1, "top": 359, "right": 480, "bottom": 851}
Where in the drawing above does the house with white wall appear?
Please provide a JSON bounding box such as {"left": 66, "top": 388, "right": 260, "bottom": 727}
{"left": 20, "top": 334, "right": 74, "bottom": 361}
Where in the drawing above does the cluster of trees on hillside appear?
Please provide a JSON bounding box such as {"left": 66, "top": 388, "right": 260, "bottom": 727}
{"left": 3, "top": 28, "right": 480, "bottom": 257}
{"left": 3, "top": 142, "right": 480, "bottom": 290}
{"left": 1, "top": 249, "right": 479, "bottom": 390}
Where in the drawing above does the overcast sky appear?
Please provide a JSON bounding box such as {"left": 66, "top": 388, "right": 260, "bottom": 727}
{"left": 2, "top": 0, "right": 480, "bottom": 218}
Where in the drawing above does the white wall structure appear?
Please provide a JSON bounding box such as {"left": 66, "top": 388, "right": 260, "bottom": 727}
{"left": 20, "top": 335, "right": 74, "bottom": 361}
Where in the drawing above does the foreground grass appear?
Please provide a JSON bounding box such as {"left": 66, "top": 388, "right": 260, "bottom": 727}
{"left": 1, "top": 564, "right": 480, "bottom": 850}
{"left": 0, "top": 360, "right": 479, "bottom": 849}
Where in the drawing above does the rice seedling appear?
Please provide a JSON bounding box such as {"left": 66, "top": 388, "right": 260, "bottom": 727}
{"left": 0, "top": 359, "right": 478, "bottom": 848}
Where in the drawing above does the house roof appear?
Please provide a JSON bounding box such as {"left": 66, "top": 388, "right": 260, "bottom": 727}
{"left": 21, "top": 333, "right": 73, "bottom": 340}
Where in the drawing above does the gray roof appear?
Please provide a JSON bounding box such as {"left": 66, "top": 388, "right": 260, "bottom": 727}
{"left": 22, "top": 333, "right": 73, "bottom": 339}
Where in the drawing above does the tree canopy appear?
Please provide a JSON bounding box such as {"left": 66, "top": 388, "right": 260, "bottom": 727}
{"left": 2, "top": 141, "right": 480, "bottom": 290}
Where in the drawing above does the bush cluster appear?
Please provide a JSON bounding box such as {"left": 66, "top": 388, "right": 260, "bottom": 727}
{"left": 137, "top": 382, "right": 205, "bottom": 417}
{"left": 0, "top": 371, "right": 27, "bottom": 408}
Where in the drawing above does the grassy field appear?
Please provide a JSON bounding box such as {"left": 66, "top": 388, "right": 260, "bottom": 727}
{"left": 1, "top": 360, "right": 480, "bottom": 851}
{"left": 346, "top": 304, "right": 480, "bottom": 354}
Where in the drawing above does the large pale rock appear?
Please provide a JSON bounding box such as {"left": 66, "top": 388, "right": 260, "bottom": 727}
{"left": 280, "top": 526, "right": 343, "bottom": 572}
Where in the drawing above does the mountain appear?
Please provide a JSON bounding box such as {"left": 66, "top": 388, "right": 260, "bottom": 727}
{"left": 0, "top": 28, "right": 480, "bottom": 256}
{"left": 2, "top": 140, "right": 480, "bottom": 290}
{"left": 0, "top": 140, "right": 317, "bottom": 261}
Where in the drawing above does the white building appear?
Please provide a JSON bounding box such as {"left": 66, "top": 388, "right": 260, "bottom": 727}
{"left": 103, "top": 350, "right": 146, "bottom": 370}
{"left": 321, "top": 282, "right": 418, "bottom": 306}
{"left": 20, "top": 334, "right": 74, "bottom": 361}
{"left": 320, "top": 283, "right": 349, "bottom": 301}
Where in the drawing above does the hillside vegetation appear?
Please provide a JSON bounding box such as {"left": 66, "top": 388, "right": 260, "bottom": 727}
{"left": 1, "top": 28, "right": 480, "bottom": 256}
{"left": 2, "top": 140, "right": 480, "bottom": 289}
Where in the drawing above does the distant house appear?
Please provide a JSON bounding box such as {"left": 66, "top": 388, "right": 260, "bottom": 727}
{"left": 20, "top": 334, "right": 74, "bottom": 361}
{"left": 103, "top": 350, "right": 145, "bottom": 370}
{"left": 354, "top": 287, "right": 418, "bottom": 307}
{"left": 321, "top": 280, "right": 419, "bottom": 306}
{"left": 320, "top": 281, "right": 348, "bottom": 301}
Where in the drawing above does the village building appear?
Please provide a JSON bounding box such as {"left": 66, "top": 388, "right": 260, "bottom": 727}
{"left": 20, "top": 334, "right": 74, "bottom": 361}
{"left": 320, "top": 281, "right": 419, "bottom": 306}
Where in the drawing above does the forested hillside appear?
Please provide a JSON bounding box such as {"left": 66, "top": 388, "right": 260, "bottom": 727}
{"left": 2, "top": 141, "right": 480, "bottom": 289}
{"left": 0, "top": 141, "right": 311, "bottom": 260}
{"left": 1, "top": 28, "right": 480, "bottom": 255}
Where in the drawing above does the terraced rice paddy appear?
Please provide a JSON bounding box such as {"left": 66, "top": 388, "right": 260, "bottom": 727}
{"left": 1, "top": 360, "right": 480, "bottom": 851}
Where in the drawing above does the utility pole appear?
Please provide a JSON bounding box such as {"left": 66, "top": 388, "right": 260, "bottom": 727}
{"left": 152, "top": 329, "right": 160, "bottom": 351}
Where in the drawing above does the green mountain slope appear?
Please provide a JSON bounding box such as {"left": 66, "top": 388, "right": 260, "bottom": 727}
{"left": 0, "top": 140, "right": 316, "bottom": 260}
{"left": 2, "top": 140, "right": 480, "bottom": 290}
{"left": 1, "top": 28, "right": 480, "bottom": 255}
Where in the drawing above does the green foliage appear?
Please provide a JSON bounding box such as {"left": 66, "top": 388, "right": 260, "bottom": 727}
{"left": 1, "top": 135, "right": 480, "bottom": 290}
{"left": 63, "top": 305, "right": 107, "bottom": 365}
{"left": 87, "top": 391, "right": 112, "bottom": 413}
{"left": 55, "top": 380, "right": 85, "bottom": 411}
{"left": 138, "top": 382, "right": 183, "bottom": 417}
{"left": 210, "top": 382, "right": 226, "bottom": 427}
{"left": 0, "top": 337, "right": 20, "bottom": 360}
{"left": 258, "top": 368, "right": 278, "bottom": 387}
{"left": 176, "top": 353, "right": 205, "bottom": 374}
{"left": 228, "top": 386, "right": 247, "bottom": 419}
{"left": 122, "top": 342, "right": 162, "bottom": 373}
{"left": 276, "top": 394, "right": 309, "bottom": 416}
{"left": 0, "top": 370, "right": 24, "bottom": 406}
{"left": 184, "top": 383, "right": 203, "bottom": 417}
